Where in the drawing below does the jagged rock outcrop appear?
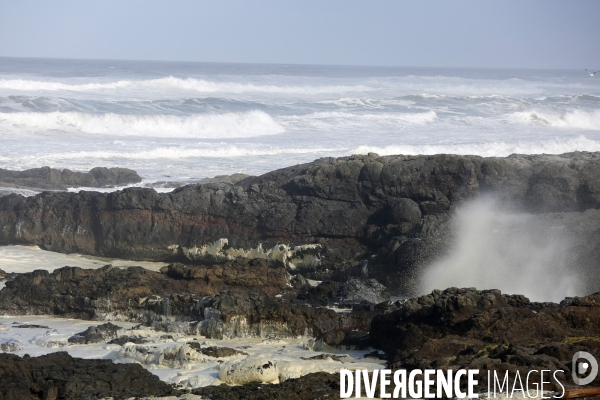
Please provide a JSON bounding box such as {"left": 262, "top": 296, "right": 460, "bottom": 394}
{"left": 0, "top": 351, "right": 177, "bottom": 400}
{"left": 0, "top": 268, "right": 18, "bottom": 282}
{"left": 0, "top": 263, "right": 385, "bottom": 343}
{"left": 0, "top": 166, "right": 141, "bottom": 190}
{"left": 68, "top": 322, "right": 124, "bottom": 344}
{"left": 297, "top": 277, "right": 390, "bottom": 306}
{"left": 186, "top": 342, "right": 247, "bottom": 358}
{"left": 369, "top": 288, "right": 600, "bottom": 389}
{"left": 3, "top": 152, "right": 600, "bottom": 294}
{"left": 0, "top": 261, "right": 288, "bottom": 318}
{"left": 194, "top": 290, "right": 386, "bottom": 341}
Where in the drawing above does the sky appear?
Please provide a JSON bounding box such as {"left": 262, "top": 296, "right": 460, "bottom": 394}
{"left": 1, "top": 0, "right": 599, "bottom": 69}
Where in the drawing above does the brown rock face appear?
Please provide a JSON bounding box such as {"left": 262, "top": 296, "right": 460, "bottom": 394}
{"left": 0, "top": 262, "right": 384, "bottom": 343}
{"left": 160, "top": 259, "right": 288, "bottom": 293}
{"left": 0, "top": 260, "right": 288, "bottom": 319}
{"left": 3, "top": 152, "right": 600, "bottom": 293}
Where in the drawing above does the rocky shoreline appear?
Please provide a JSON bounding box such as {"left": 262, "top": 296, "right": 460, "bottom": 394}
{"left": 0, "top": 166, "right": 142, "bottom": 192}
{"left": 3, "top": 287, "right": 600, "bottom": 398}
{"left": 0, "top": 352, "right": 177, "bottom": 400}
{"left": 2, "top": 152, "right": 600, "bottom": 295}
{"left": 1, "top": 152, "right": 600, "bottom": 398}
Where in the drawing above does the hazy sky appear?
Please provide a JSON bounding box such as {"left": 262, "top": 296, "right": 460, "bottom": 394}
{"left": 1, "top": 0, "right": 599, "bottom": 69}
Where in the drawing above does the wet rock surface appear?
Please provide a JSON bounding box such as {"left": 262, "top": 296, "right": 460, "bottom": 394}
{"left": 2, "top": 152, "right": 600, "bottom": 294}
{"left": 0, "top": 166, "right": 141, "bottom": 190}
{"left": 108, "top": 335, "right": 149, "bottom": 345}
{"left": 297, "top": 277, "right": 390, "bottom": 306}
{"left": 0, "top": 351, "right": 177, "bottom": 400}
{"left": 191, "top": 289, "right": 385, "bottom": 343}
{"left": 186, "top": 342, "right": 247, "bottom": 358}
{"left": 3, "top": 153, "right": 600, "bottom": 395}
{"left": 370, "top": 288, "right": 600, "bottom": 389}
{"left": 0, "top": 260, "right": 288, "bottom": 318}
{"left": 0, "top": 268, "right": 18, "bottom": 282}
{"left": 192, "top": 371, "right": 340, "bottom": 400}
{"left": 67, "top": 322, "right": 123, "bottom": 344}
{"left": 0, "top": 264, "right": 382, "bottom": 343}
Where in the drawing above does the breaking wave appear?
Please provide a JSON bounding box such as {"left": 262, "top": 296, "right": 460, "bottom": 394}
{"left": 510, "top": 109, "right": 600, "bottom": 130}
{"left": 0, "top": 110, "right": 284, "bottom": 138}
{"left": 0, "top": 77, "right": 371, "bottom": 95}
{"left": 28, "top": 145, "right": 341, "bottom": 161}
{"left": 351, "top": 136, "right": 600, "bottom": 157}
{"left": 279, "top": 111, "right": 437, "bottom": 131}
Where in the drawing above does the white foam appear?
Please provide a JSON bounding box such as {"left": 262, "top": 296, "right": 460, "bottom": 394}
{"left": 279, "top": 110, "right": 438, "bottom": 131}
{"left": 0, "top": 110, "right": 284, "bottom": 138}
{"left": 108, "top": 342, "right": 208, "bottom": 368}
{"left": 0, "top": 245, "right": 167, "bottom": 274}
{"left": 23, "top": 145, "right": 342, "bottom": 161}
{"left": 219, "top": 357, "right": 279, "bottom": 385}
{"left": 510, "top": 109, "right": 600, "bottom": 130}
{"left": 0, "top": 315, "right": 385, "bottom": 389}
{"left": 351, "top": 136, "right": 600, "bottom": 158}
{"left": 0, "top": 79, "right": 133, "bottom": 91}
{"left": 0, "top": 77, "right": 371, "bottom": 95}
{"left": 175, "top": 239, "right": 321, "bottom": 270}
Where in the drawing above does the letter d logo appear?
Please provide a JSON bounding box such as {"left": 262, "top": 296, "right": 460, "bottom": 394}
{"left": 572, "top": 351, "right": 598, "bottom": 385}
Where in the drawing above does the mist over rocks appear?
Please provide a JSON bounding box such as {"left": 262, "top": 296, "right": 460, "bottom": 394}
{"left": 0, "top": 166, "right": 142, "bottom": 191}
{"left": 2, "top": 152, "right": 600, "bottom": 296}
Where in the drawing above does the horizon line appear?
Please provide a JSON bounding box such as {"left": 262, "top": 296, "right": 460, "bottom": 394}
{"left": 0, "top": 55, "right": 589, "bottom": 72}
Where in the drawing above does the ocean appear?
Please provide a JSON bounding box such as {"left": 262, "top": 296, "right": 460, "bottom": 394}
{"left": 1, "top": 57, "right": 599, "bottom": 189}
{"left": 1, "top": 58, "right": 600, "bottom": 392}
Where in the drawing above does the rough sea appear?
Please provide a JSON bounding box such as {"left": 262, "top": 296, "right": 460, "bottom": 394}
{"left": 1, "top": 58, "right": 599, "bottom": 391}
{"left": 1, "top": 57, "right": 599, "bottom": 189}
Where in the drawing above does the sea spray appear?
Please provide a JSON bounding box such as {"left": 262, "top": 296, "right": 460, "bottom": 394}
{"left": 420, "top": 198, "right": 582, "bottom": 302}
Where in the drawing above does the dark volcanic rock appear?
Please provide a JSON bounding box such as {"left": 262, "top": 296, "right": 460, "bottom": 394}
{"left": 186, "top": 342, "right": 247, "bottom": 357}
{"left": 0, "top": 261, "right": 287, "bottom": 319}
{"left": 0, "top": 351, "right": 176, "bottom": 400}
{"left": 297, "top": 277, "right": 390, "bottom": 306}
{"left": 0, "top": 264, "right": 380, "bottom": 342}
{"left": 108, "top": 336, "right": 148, "bottom": 345}
{"left": 3, "top": 152, "right": 600, "bottom": 294}
{"left": 160, "top": 259, "right": 287, "bottom": 292}
{"left": 193, "top": 372, "right": 340, "bottom": 400}
{"left": 0, "top": 166, "right": 141, "bottom": 190}
{"left": 0, "top": 268, "right": 18, "bottom": 282}
{"left": 194, "top": 290, "right": 380, "bottom": 342}
{"left": 68, "top": 322, "right": 123, "bottom": 344}
{"left": 12, "top": 323, "right": 50, "bottom": 329}
{"left": 300, "top": 353, "right": 346, "bottom": 362}
{"left": 370, "top": 288, "right": 600, "bottom": 389}
{"left": 200, "top": 173, "right": 252, "bottom": 185}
